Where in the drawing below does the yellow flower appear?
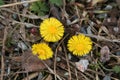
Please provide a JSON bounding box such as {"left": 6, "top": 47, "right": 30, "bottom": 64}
{"left": 32, "top": 43, "right": 53, "bottom": 60}
{"left": 67, "top": 34, "right": 92, "bottom": 56}
{"left": 40, "top": 17, "right": 64, "bottom": 42}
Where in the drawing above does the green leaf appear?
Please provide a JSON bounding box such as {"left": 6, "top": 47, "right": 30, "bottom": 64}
{"left": 39, "top": 2, "right": 49, "bottom": 12}
{"left": 38, "top": 11, "right": 45, "bottom": 16}
{"left": 112, "top": 66, "right": 120, "bottom": 73}
{"left": 89, "top": 63, "right": 99, "bottom": 70}
{"left": 49, "top": 0, "right": 63, "bottom": 6}
{"left": 30, "top": 1, "right": 49, "bottom": 16}
{"left": 0, "top": 0, "right": 4, "bottom": 5}
{"left": 30, "top": 2, "right": 40, "bottom": 12}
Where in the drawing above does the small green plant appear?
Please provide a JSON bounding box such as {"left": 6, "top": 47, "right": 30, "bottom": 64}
{"left": 30, "top": 1, "right": 49, "bottom": 16}
{"left": 49, "top": 0, "right": 63, "bottom": 6}
{"left": 89, "top": 63, "right": 99, "bottom": 70}
{"left": 0, "top": 0, "right": 4, "bottom": 5}
{"left": 112, "top": 66, "right": 120, "bottom": 73}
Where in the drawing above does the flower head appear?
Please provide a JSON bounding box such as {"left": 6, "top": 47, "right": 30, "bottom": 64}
{"left": 67, "top": 34, "right": 92, "bottom": 56}
{"left": 32, "top": 43, "right": 53, "bottom": 60}
{"left": 40, "top": 17, "right": 64, "bottom": 42}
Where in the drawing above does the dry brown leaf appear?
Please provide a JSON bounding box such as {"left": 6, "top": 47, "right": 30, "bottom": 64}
{"left": 11, "top": 56, "right": 22, "bottom": 62}
{"left": 100, "top": 46, "right": 110, "bottom": 62}
{"left": 22, "top": 50, "right": 52, "bottom": 72}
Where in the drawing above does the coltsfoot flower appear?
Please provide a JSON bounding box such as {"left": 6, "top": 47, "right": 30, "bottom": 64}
{"left": 67, "top": 34, "right": 92, "bottom": 56}
{"left": 40, "top": 17, "right": 64, "bottom": 42}
{"left": 32, "top": 43, "right": 53, "bottom": 60}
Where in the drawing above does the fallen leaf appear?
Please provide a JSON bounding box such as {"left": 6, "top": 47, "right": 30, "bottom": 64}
{"left": 11, "top": 56, "right": 22, "bottom": 62}
{"left": 22, "top": 50, "right": 52, "bottom": 72}
{"left": 100, "top": 46, "right": 110, "bottom": 62}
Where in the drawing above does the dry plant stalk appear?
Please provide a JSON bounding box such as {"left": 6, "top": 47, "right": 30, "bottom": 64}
{"left": 1, "top": 27, "right": 9, "bottom": 80}
{"left": 0, "top": 0, "right": 39, "bottom": 8}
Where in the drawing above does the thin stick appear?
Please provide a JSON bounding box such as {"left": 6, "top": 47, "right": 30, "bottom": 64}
{"left": 1, "top": 27, "right": 8, "bottom": 80}
{"left": 87, "top": 69, "right": 119, "bottom": 80}
{"left": 75, "top": 69, "right": 78, "bottom": 80}
{"left": 62, "top": 42, "right": 71, "bottom": 80}
{"left": 84, "top": 34, "right": 120, "bottom": 43}
{"left": 42, "top": 61, "right": 62, "bottom": 80}
{"left": 54, "top": 34, "right": 69, "bottom": 80}
{"left": 0, "top": 0, "right": 39, "bottom": 8}
{"left": 1, "top": 8, "right": 48, "bottom": 20}
{"left": 0, "top": 15, "right": 39, "bottom": 28}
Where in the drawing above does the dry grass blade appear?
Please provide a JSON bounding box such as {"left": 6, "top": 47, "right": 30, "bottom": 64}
{"left": 12, "top": 20, "right": 39, "bottom": 28}
{"left": 1, "top": 8, "right": 48, "bottom": 20}
{"left": 1, "top": 27, "right": 9, "bottom": 80}
{"left": 54, "top": 34, "right": 69, "bottom": 80}
{"left": 62, "top": 42, "right": 71, "bottom": 80}
{"left": 42, "top": 61, "right": 62, "bottom": 80}
{"left": 84, "top": 34, "right": 120, "bottom": 43}
{"left": 0, "top": 0, "right": 39, "bottom": 8}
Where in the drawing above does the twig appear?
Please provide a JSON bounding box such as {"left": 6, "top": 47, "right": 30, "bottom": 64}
{"left": 98, "top": 61, "right": 113, "bottom": 72}
{"left": 84, "top": 34, "right": 120, "bottom": 43}
{"left": 87, "top": 69, "right": 119, "bottom": 80}
{"left": 62, "top": 42, "right": 72, "bottom": 80}
{"left": 0, "top": 0, "right": 39, "bottom": 8}
{"left": 1, "top": 27, "right": 8, "bottom": 80}
{"left": 12, "top": 20, "right": 39, "bottom": 28}
{"left": 42, "top": 61, "right": 62, "bottom": 80}
{"left": 1, "top": 8, "right": 48, "bottom": 20}
{"left": 54, "top": 34, "right": 69, "bottom": 80}
{"left": 80, "top": 73, "right": 90, "bottom": 80}
{"left": 75, "top": 69, "right": 78, "bottom": 80}
{"left": 0, "top": 14, "right": 39, "bottom": 28}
